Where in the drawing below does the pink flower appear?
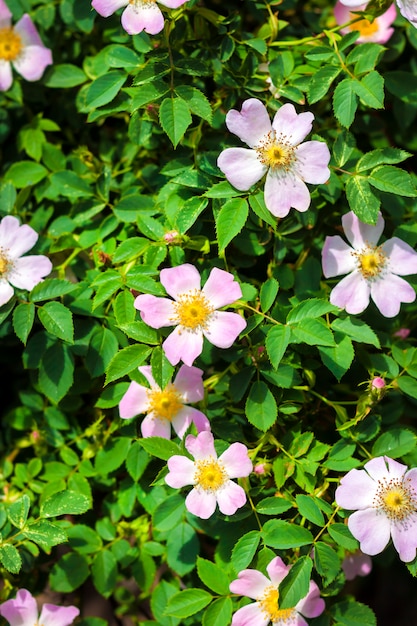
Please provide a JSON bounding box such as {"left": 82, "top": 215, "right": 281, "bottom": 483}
{"left": 165, "top": 431, "right": 252, "bottom": 519}
{"left": 334, "top": 2, "right": 396, "bottom": 44}
{"left": 0, "top": 0, "right": 52, "bottom": 91}
{"left": 230, "top": 556, "right": 325, "bottom": 626}
{"left": 322, "top": 211, "right": 417, "bottom": 317}
{"left": 91, "top": 0, "right": 188, "bottom": 35}
{"left": 394, "top": 327, "right": 411, "bottom": 339}
{"left": 0, "top": 589, "right": 79, "bottom": 626}
{"left": 335, "top": 456, "right": 417, "bottom": 562}
{"left": 119, "top": 364, "right": 210, "bottom": 439}
{"left": 134, "top": 263, "right": 246, "bottom": 366}
{"left": 0, "top": 216, "right": 52, "bottom": 307}
{"left": 217, "top": 98, "right": 330, "bottom": 218}
{"left": 396, "top": 0, "right": 417, "bottom": 27}
{"left": 342, "top": 550, "right": 373, "bottom": 581}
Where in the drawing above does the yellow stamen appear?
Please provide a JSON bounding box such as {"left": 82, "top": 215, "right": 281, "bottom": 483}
{"left": 374, "top": 478, "right": 417, "bottom": 522}
{"left": 0, "top": 28, "right": 22, "bottom": 62}
{"left": 0, "top": 252, "right": 11, "bottom": 276}
{"left": 147, "top": 385, "right": 183, "bottom": 421}
{"left": 194, "top": 458, "right": 227, "bottom": 492}
{"left": 349, "top": 16, "right": 379, "bottom": 37}
{"left": 258, "top": 586, "right": 297, "bottom": 623}
{"left": 354, "top": 246, "right": 386, "bottom": 279}
{"left": 173, "top": 291, "right": 213, "bottom": 331}
{"left": 256, "top": 131, "right": 295, "bottom": 170}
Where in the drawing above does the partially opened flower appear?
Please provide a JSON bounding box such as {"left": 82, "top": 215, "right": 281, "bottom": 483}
{"left": 230, "top": 556, "right": 325, "bottom": 626}
{"left": 335, "top": 455, "right": 417, "bottom": 562}
{"left": 119, "top": 364, "right": 210, "bottom": 439}
{"left": 0, "top": 216, "right": 52, "bottom": 307}
{"left": 165, "top": 430, "right": 252, "bottom": 519}
{"left": 334, "top": 1, "right": 396, "bottom": 43}
{"left": 217, "top": 98, "right": 330, "bottom": 218}
{"left": 134, "top": 263, "right": 246, "bottom": 366}
{"left": 91, "top": 0, "right": 188, "bottom": 35}
{"left": 342, "top": 550, "right": 373, "bottom": 581}
{"left": 396, "top": 0, "right": 417, "bottom": 27}
{"left": 322, "top": 211, "right": 417, "bottom": 317}
{"left": 0, "top": 0, "right": 52, "bottom": 91}
{"left": 0, "top": 589, "right": 79, "bottom": 626}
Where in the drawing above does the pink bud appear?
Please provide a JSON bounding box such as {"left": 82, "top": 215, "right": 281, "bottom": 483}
{"left": 394, "top": 328, "right": 411, "bottom": 340}
{"left": 254, "top": 463, "right": 266, "bottom": 475}
{"left": 371, "top": 377, "right": 385, "bottom": 389}
{"left": 163, "top": 230, "right": 180, "bottom": 243}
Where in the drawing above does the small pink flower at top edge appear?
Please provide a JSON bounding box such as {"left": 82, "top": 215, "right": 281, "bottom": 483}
{"left": 91, "top": 0, "right": 189, "bottom": 35}
{"left": 334, "top": 1, "right": 396, "bottom": 44}
{"left": 165, "top": 430, "right": 252, "bottom": 519}
{"left": 335, "top": 455, "right": 417, "bottom": 562}
{"left": 396, "top": 0, "right": 417, "bottom": 27}
{"left": 217, "top": 98, "right": 330, "bottom": 219}
{"left": 134, "top": 263, "right": 246, "bottom": 367}
{"left": 119, "top": 364, "right": 210, "bottom": 439}
{"left": 342, "top": 550, "right": 373, "bottom": 581}
{"left": 0, "top": 0, "right": 52, "bottom": 92}
{"left": 229, "top": 555, "right": 325, "bottom": 626}
{"left": 0, "top": 215, "right": 52, "bottom": 306}
{"left": 0, "top": 588, "right": 79, "bottom": 626}
{"left": 322, "top": 210, "right": 417, "bottom": 317}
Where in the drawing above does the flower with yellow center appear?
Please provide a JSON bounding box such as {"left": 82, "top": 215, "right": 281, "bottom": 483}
{"left": 165, "top": 431, "right": 252, "bottom": 519}
{"left": 336, "top": 455, "right": 417, "bottom": 562}
{"left": 0, "top": 588, "right": 79, "bottom": 626}
{"left": 92, "top": 0, "right": 190, "bottom": 36}
{"left": 0, "top": 28, "right": 22, "bottom": 62}
{"left": 334, "top": 2, "right": 396, "bottom": 45}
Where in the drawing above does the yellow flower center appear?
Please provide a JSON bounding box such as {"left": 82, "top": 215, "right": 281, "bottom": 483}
{"left": 354, "top": 246, "right": 386, "bottom": 280}
{"left": 258, "top": 586, "right": 297, "bottom": 623}
{"left": 173, "top": 291, "right": 214, "bottom": 331}
{"left": 256, "top": 131, "right": 295, "bottom": 170}
{"left": 0, "top": 28, "right": 22, "bottom": 62}
{"left": 147, "top": 385, "right": 183, "bottom": 421}
{"left": 0, "top": 252, "right": 11, "bottom": 276}
{"left": 194, "top": 458, "right": 227, "bottom": 492}
{"left": 374, "top": 478, "right": 417, "bottom": 522}
{"left": 349, "top": 16, "right": 379, "bottom": 37}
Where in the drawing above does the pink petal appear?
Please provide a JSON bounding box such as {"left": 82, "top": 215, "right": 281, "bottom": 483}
{"left": 266, "top": 556, "right": 290, "bottom": 586}
{"left": 342, "top": 211, "right": 384, "bottom": 249}
{"left": 272, "top": 103, "right": 314, "bottom": 145}
{"left": 335, "top": 468, "right": 379, "bottom": 510}
{"left": 13, "top": 45, "right": 52, "bottom": 81}
{"left": 405, "top": 467, "right": 417, "bottom": 492}
{"left": 295, "top": 141, "right": 331, "bottom": 184}
{"left": 329, "top": 271, "right": 371, "bottom": 314}
{"left": 217, "top": 148, "right": 267, "bottom": 191}
{"left": 134, "top": 294, "right": 176, "bottom": 328}
{"left": 296, "top": 581, "right": 325, "bottom": 618}
{"left": 219, "top": 442, "right": 252, "bottom": 478}
{"left": 138, "top": 365, "right": 157, "bottom": 388}
{"left": 391, "top": 515, "right": 417, "bottom": 562}
{"left": 382, "top": 237, "right": 417, "bottom": 276}
{"left": 171, "top": 406, "right": 210, "bottom": 438}
{"left": 370, "top": 274, "right": 416, "bottom": 317}
{"left": 231, "top": 602, "right": 269, "bottom": 626}
{"left": 364, "top": 456, "right": 407, "bottom": 482}
{"left": 204, "top": 311, "right": 246, "bottom": 349}
{"left": 0, "top": 60, "right": 12, "bottom": 91}
{"left": 158, "top": 0, "right": 188, "bottom": 6}
{"left": 160, "top": 263, "right": 201, "bottom": 299}
{"left": 121, "top": 2, "right": 164, "bottom": 35}
{"left": 0, "top": 279, "right": 14, "bottom": 306}
{"left": 162, "top": 326, "right": 204, "bottom": 366}
{"left": 225, "top": 99, "right": 272, "bottom": 148}
{"left": 348, "top": 508, "right": 391, "bottom": 555}
{"left": 339, "top": 0, "right": 368, "bottom": 5}
{"left": 91, "top": 0, "right": 127, "bottom": 18}
{"left": 322, "top": 235, "right": 356, "bottom": 278}
{"left": 14, "top": 14, "right": 44, "bottom": 47}
{"left": 119, "top": 381, "right": 149, "bottom": 419}
{"left": 141, "top": 414, "right": 171, "bottom": 439}
{"left": 216, "top": 481, "right": 247, "bottom": 515}
{"left": 202, "top": 267, "right": 243, "bottom": 308}
{"left": 397, "top": 0, "right": 417, "bottom": 24}
{"left": 0, "top": 217, "right": 36, "bottom": 255}
{"left": 38, "top": 604, "right": 80, "bottom": 626}
{"left": 0, "top": 0, "right": 12, "bottom": 23}
{"left": 185, "top": 430, "right": 216, "bottom": 460}
{"left": 0, "top": 589, "right": 38, "bottom": 626}
{"left": 173, "top": 364, "right": 204, "bottom": 402}
{"left": 264, "top": 170, "right": 311, "bottom": 217}
{"left": 230, "top": 570, "right": 270, "bottom": 599}
{"left": 185, "top": 487, "right": 217, "bottom": 518}
{"left": 165, "top": 455, "right": 196, "bottom": 487}
{"left": 8, "top": 256, "right": 52, "bottom": 290}
{"left": 342, "top": 551, "right": 372, "bottom": 580}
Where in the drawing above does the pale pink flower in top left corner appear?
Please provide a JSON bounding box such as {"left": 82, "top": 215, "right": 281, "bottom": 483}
{"left": 0, "top": 215, "right": 52, "bottom": 307}
{"left": 91, "top": 0, "right": 189, "bottom": 35}
{"left": 0, "top": 588, "right": 79, "bottom": 626}
{"left": 0, "top": 0, "right": 52, "bottom": 92}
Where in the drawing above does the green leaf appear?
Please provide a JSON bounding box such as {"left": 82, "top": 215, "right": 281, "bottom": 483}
{"left": 231, "top": 530, "right": 261, "bottom": 572}
{"left": 105, "top": 344, "right": 152, "bottom": 384}
{"left": 368, "top": 165, "right": 417, "bottom": 197}
{"left": 279, "top": 556, "right": 313, "bottom": 609}
{"left": 346, "top": 176, "right": 380, "bottom": 225}
{"left": 5, "top": 161, "right": 48, "bottom": 187}
{"left": 384, "top": 70, "right": 417, "bottom": 104}
{"left": 67, "top": 524, "right": 103, "bottom": 554}
{"left": 290, "top": 318, "right": 335, "bottom": 347}
{"left": 50, "top": 553, "right": 90, "bottom": 592}
{"left": 113, "top": 290, "right": 136, "bottom": 326}
{"left": 245, "top": 381, "right": 277, "bottom": 431}
{"left": 85, "top": 70, "right": 127, "bottom": 109}
{"left": 197, "top": 557, "right": 230, "bottom": 595}
{"left": 333, "top": 79, "right": 358, "bottom": 128}
{"left": 38, "top": 342, "right": 74, "bottom": 404}
{"left": 262, "top": 520, "right": 313, "bottom": 549}
{"left": 22, "top": 520, "right": 67, "bottom": 551}
{"left": 176, "top": 197, "right": 208, "bottom": 233}
{"left": 94, "top": 437, "right": 131, "bottom": 474}
{"left": 86, "top": 327, "right": 119, "bottom": 378}
{"left": 260, "top": 278, "right": 279, "bottom": 312}
{"left": 352, "top": 71, "right": 384, "bottom": 109}
{"left": 113, "top": 237, "right": 149, "bottom": 263}
{"left": 255, "top": 497, "right": 293, "bottom": 515}
{"left": 151, "top": 346, "right": 175, "bottom": 390}
{"left": 328, "top": 523, "right": 359, "bottom": 551}
{"left": 332, "top": 600, "right": 376, "bottom": 626}
{"left": 356, "top": 148, "right": 411, "bottom": 172}
{"left": 129, "top": 81, "right": 169, "bottom": 109}
{"left": 12, "top": 302, "right": 35, "bottom": 344}
{"left": 151, "top": 581, "right": 181, "bottom": 626}
{"left": 265, "top": 325, "right": 291, "bottom": 369}
{"left": 287, "top": 298, "right": 338, "bottom": 323}
{"left": 372, "top": 428, "right": 417, "bottom": 458}
{"left": 30, "top": 278, "right": 78, "bottom": 302}
{"left": 48, "top": 171, "right": 94, "bottom": 199}
{"left": 202, "top": 598, "right": 233, "bottom": 626}
{"left": 397, "top": 376, "right": 417, "bottom": 400}
{"left": 159, "top": 97, "right": 192, "bottom": 147}
{"left": 126, "top": 441, "right": 149, "bottom": 481}
{"left": 216, "top": 197, "right": 248, "bottom": 253}
{"left": 139, "top": 437, "right": 181, "bottom": 461}
{"left": 308, "top": 65, "right": 341, "bottom": 104}
{"left": 314, "top": 542, "right": 341, "bottom": 586}
{"left": 331, "top": 317, "right": 380, "bottom": 348}
{"left": 41, "top": 490, "right": 91, "bottom": 517}
{"left": 175, "top": 85, "right": 212, "bottom": 123}
{"left": 346, "top": 43, "right": 385, "bottom": 74}
{"left": 92, "top": 551, "right": 118, "bottom": 597}
{"left": 153, "top": 495, "right": 185, "bottom": 532}
{"left": 44, "top": 63, "right": 87, "bottom": 87}
{"left": 319, "top": 334, "right": 354, "bottom": 381}
{"left": 7, "top": 495, "right": 30, "bottom": 529}
{"left": 249, "top": 193, "right": 277, "bottom": 227}
{"left": 166, "top": 522, "right": 199, "bottom": 576}
{"left": 165, "top": 589, "right": 212, "bottom": 618}
{"left": 0, "top": 545, "right": 21, "bottom": 574}
{"left": 38, "top": 302, "right": 74, "bottom": 343}
{"left": 296, "top": 495, "right": 325, "bottom": 526}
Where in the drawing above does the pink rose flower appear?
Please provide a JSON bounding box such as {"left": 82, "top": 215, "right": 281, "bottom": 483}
{"left": 322, "top": 211, "right": 417, "bottom": 317}
{"left": 165, "top": 431, "right": 252, "bottom": 519}
{"left": 0, "top": 589, "right": 79, "bottom": 626}
{"left": 230, "top": 556, "right": 325, "bottom": 626}
{"left": 134, "top": 263, "right": 246, "bottom": 366}
{"left": 0, "top": 216, "right": 52, "bottom": 307}
{"left": 119, "top": 364, "right": 210, "bottom": 439}
{"left": 334, "top": 1, "right": 396, "bottom": 44}
{"left": 335, "top": 455, "right": 417, "bottom": 562}
{"left": 91, "top": 0, "right": 188, "bottom": 35}
{"left": 217, "top": 98, "right": 330, "bottom": 218}
{"left": 0, "top": 0, "right": 52, "bottom": 91}
{"left": 396, "top": 0, "right": 417, "bottom": 27}
{"left": 342, "top": 550, "right": 373, "bottom": 581}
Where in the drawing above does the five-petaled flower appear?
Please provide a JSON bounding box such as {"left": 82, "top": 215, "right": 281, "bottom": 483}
{"left": 134, "top": 263, "right": 246, "bottom": 367}
{"left": 0, "top": 216, "right": 52, "bottom": 307}
{"left": 334, "top": 1, "right": 396, "bottom": 44}
{"left": 322, "top": 211, "right": 417, "bottom": 317}
{"left": 165, "top": 430, "right": 252, "bottom": 519}
{"left": 217, "top": 98, "right": 330, "bottom": 218}
{"left": 229, "top": 555, "right": 325, "bottom": 626}
{"left": 119, "top": 364, "right": 210, "bottom": 439}
{"left": 335, "top": 455, "right": 417, "bottom": 562}
{"left": 0, "top": 588, "right": 79, "bottom": 626}
{"left": 91, "top": 0, "right": 189, "bottom": 35}
{"left": 0, "top": 0, "right": 52, "bottom": 91}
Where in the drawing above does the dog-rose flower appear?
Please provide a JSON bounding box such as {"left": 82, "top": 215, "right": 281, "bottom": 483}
{"left": 335, "top": 455, "right": 417, "bottom": 562}
{"left": 0, "top": 216, "right": 52, "bottom": 307}
{"left": 0, "top": 0, "right": 52, "bottom": 91}
{"left": 91, "top": 0, "right": 189, "bottom": 35}
{"left": 119, "top": 364, "right": 210, "bottom": 439}
{"left": 217, "top": 98, "right": 330, "bottom": 218}
{"left": 165, "top": 430, "right": 252, "bottom": 519}
{"left": 230, "top": 555, "right": 325, "bottom": 626}
{"left": 322, "top": 211, "right": 417, "bottom": 317}
{"left": 0, "top": 588, "right": 79, "bottom": 626}
{"left": 341, "top": 550, "right": 373, "bottom": 581}
{"left": 134, "top": 263, "right": 246, "bottom": 366}
{"left": 334, "top": 1, "right": 396, "bottom": 43}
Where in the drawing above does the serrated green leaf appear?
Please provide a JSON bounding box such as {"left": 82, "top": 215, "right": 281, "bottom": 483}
{"left": 165, "top": 589, "right": 212, "bottom": 619}
{"left": 328, "top": 523, "right": 359, "bottom": 551}
{"left": 105, "top": 344, "right": 151, "bottom": 384}
{"left": 296, "top": 495, "right": 325, "bottom": 526}
{"left": 245, "top": 381, "right": 277, "bottom": 431}
{"left": 92, "top": 551, "right": 117, "bottom": 597}
{"left": 13, "top": 302, "right": 35, "bottom": 344}
{"left": 290, "top": 318, "right": 335, "bottom": 347}
{"left": 256, "top": 496, "right": 293, "bottom": 515}
{"left": 352, "top": 71, "right": 384, "bottom": 109}
{"left": 139, "top": 437, "right": 181, "bottom": 461}
{"left": 333, "top": 79, "right": 358, "bottom": 128}
{"left": 129, "top": 81, "right": 169, "bottom": 109}
{"left": 175, "top": 196, "right": 208, "bottom": 233}
{"left": 41, "top": 490, "right": 91, "bottom": 517}
{"left": 356, "top": 148, "right": 411, "bottom": 172}
{"left": 38, "top": 302, "right": 74, "bottom": 343}
{"left": 368, "top": 165, "right": 417, "bottom": 197}
{"left": 7, "top": 495, "right": 30, "bottom": 529}
{"left": 113, "top": 290, "right": 135, "bottom": 326}
{"left": 314, "top": 542, "right": 341, "bottom": 586}
{"left": 151, "top": 346, "right": 175, "bottom": 390}
{"left": 346, "top": 176, "right": 380, "bottom": 225}
{"left": 231, "top": 530, "right": 261, "bottom": 572}
{"left": 159, "top": 97, "right": 192, "bottom": 147}
{"left": 85, "top": 70, "right": 127, "bottom": 109}
{"left": 308, "top": 66, "right": 341, "bottom": 104}
{"left": 50, "top": 553, "right": 90, "bottom": 591}
{"left": 332, "top": 600, "right": 376, "bottom": 626}
{"left": 216, "top": 197, "right": 248, "bottom": 253}
{"left": 331, "top": 317, "right": 380, "bottom": 348}
{"left": 38, "top": 342, "right": 74, "bottom": 404}
{"left": 22, "top": 520, "right": 67, "bottom": 551}
{"left": 265, "top": 325, "right": 291, "bottom": 369}
{"left": 202, "top": 597, "right": 233, "bottom": 626}
{"left": 260, "top": 278, "right": 279, "bottom": 313}
{"left": 175, "top": 85, "right": 212, "bottom": 123}
{"left": 372, "top": 428, "right": 416, "bottom": 457}
{"left": 262, "top": 520, "right": 313, "bottom": 549}
{"left": 166, "top": 522, "right": 199, "bottom": 576}
{"left": 197, "top": 557, "right": 230, "bottom": 595}
{"left": 126, "top": 441, "right": 149, "bottom": 481}
{"left": 279, "top": 556, "right": 313, "bottom": 609}
{"left": 0, "top": 544, "right": 21, "bottom": 574}
{"left": 287, "top": 298, "right": 338, "bottom": 323}
{"left": 5, "top": 161, "right": 48, "bottom": 188}
{"left": 319, "top": 334, "right": 354, "bottom": 381}
{"left": 86, "top": 327, "right": 119, "bottom": 378}
{"left": 30, "top": 278, "right": 78, "bottom": 302}
{"left": 44, "top": 64, "right": 87, "bottom": 88}
{"left": 153, "top": 495, "right": 185, "bottom": 532}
